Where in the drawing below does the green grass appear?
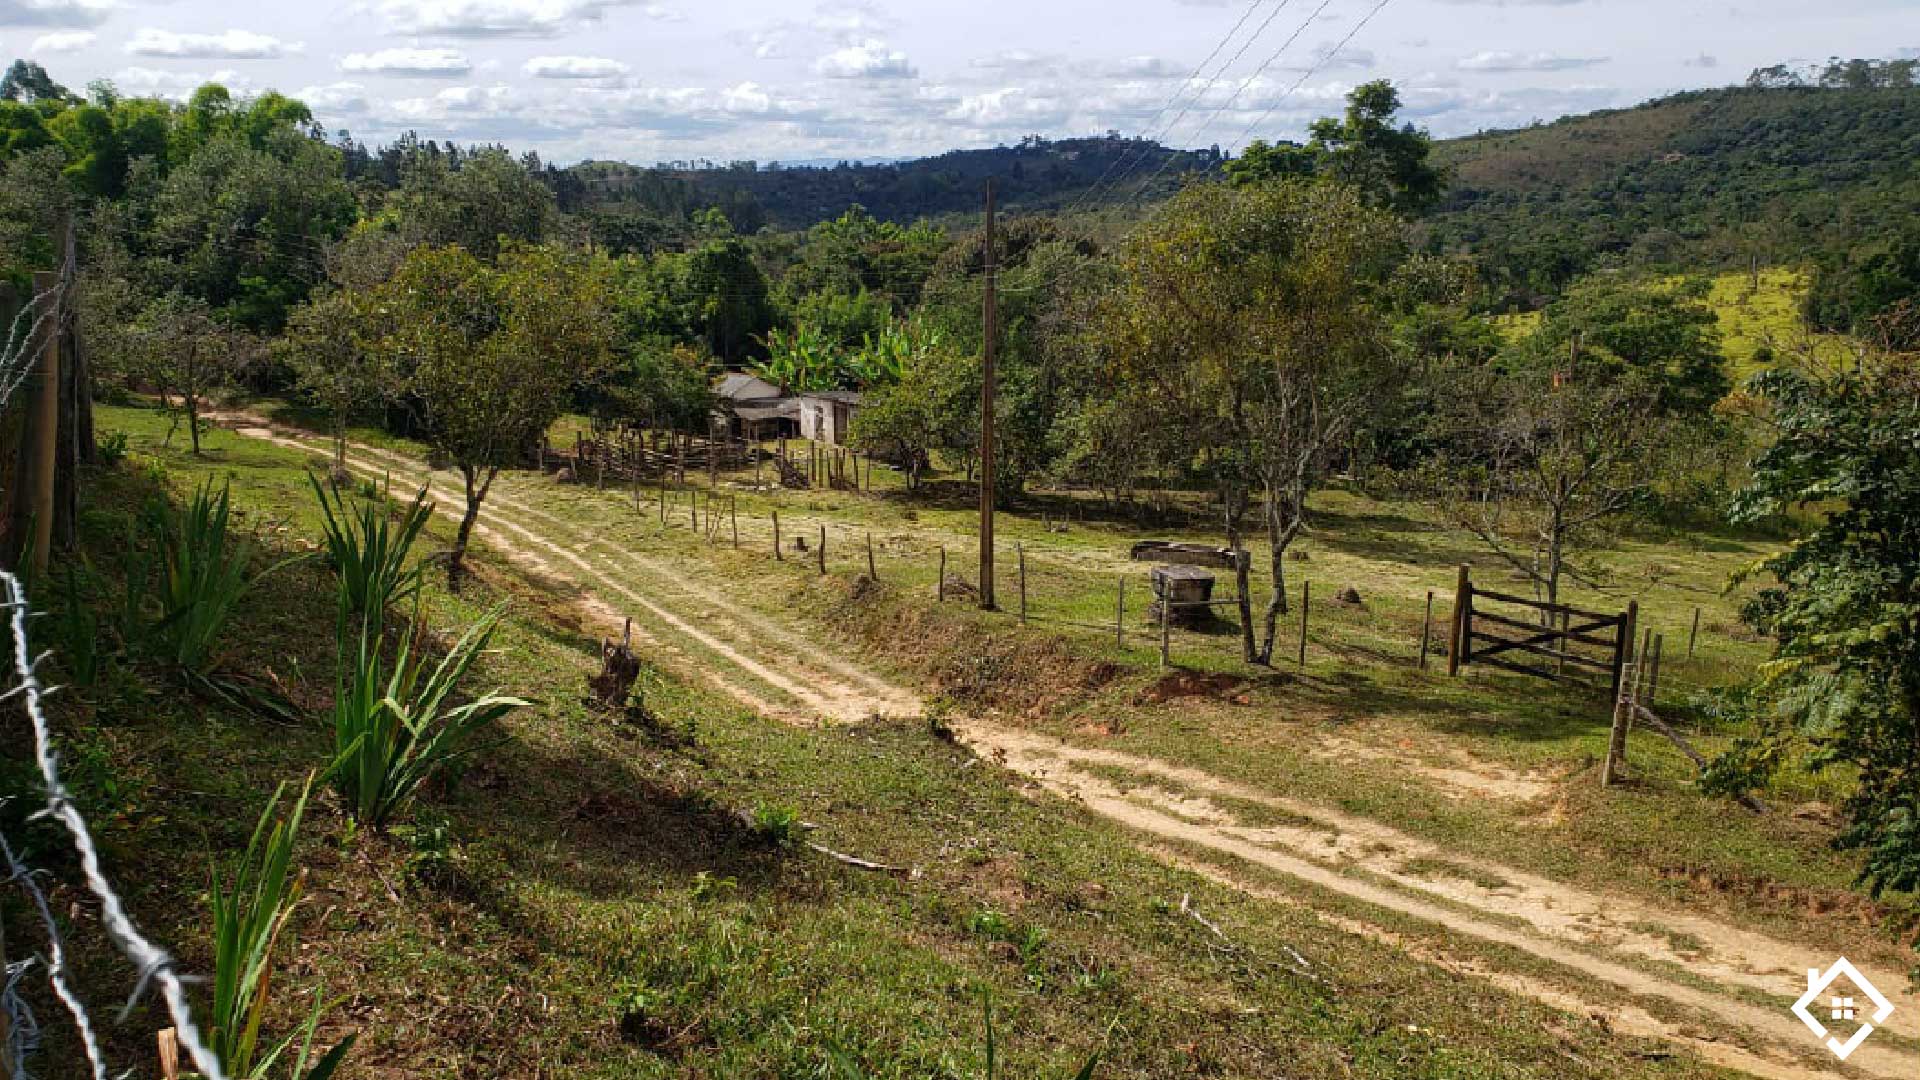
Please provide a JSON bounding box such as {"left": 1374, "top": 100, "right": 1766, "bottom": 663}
{"left": 434, "top": 401, "right": 1915, "bottom": 975}
{"left": 8, "top": 399, "right": 1773, "bottom": 1077}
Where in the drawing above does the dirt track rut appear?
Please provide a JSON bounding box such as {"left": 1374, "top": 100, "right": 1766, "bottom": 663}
{"left": 232, "top": 419, "right": 1915, "bottom": 1080}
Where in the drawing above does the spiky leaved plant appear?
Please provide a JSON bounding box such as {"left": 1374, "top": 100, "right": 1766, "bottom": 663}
{"left": 308, "top": 472, "right": 433, "bottom": 619}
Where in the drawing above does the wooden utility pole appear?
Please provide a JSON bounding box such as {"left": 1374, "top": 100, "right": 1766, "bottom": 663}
{"left": 977, "top": 178, "right": 998, "bottom": 610}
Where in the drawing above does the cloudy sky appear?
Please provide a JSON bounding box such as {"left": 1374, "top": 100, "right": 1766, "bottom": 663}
{"left": 5, "top": 0, "right": 1917, "bottom": 164}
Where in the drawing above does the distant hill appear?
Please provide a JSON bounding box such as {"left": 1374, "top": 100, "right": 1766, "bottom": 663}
{"left": 560, "top": 136, "right": 1220, "bottom": 236}
{"left": 1421, "top": 85, "right": 1920, "bottom": 299}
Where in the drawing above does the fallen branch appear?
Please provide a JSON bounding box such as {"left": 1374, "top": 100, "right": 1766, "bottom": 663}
{"left": 1179, "top": 893, "right": 1319, "bottom": 983}
{"left": 805, "top": 841, "right": 920, "bottom": 879}
{"left": 1633, "top": 704, "right": 1769, "bottom": 813}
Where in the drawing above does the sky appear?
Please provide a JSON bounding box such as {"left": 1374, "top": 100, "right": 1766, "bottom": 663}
{"left": 4, "top": 0, "right": 1918, "bottom": 165}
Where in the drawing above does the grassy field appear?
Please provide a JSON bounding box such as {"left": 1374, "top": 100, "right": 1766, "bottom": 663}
{"left": 205, "top": 388, "right": 1920, "bottom": 1074}
{"left": 1, "top": 402, "right": 1811, "bottom": 1078}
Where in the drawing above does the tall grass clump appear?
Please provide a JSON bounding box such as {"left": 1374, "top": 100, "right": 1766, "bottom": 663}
{"left": 209, "top": 775, "right": 355, "bottom": 1079}
{"left": 309, "top": 473, "right": 433, "bottom": 618}
{"left": 330, "top": 604, "right": 524, "bottom": 830}
{"left": 147, "top": 479, "right": 292, "bottom": 675}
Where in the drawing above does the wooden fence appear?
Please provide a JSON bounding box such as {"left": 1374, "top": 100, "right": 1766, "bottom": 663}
{"left": 1447, "top": 565, "right": 1637, "bottom": 701}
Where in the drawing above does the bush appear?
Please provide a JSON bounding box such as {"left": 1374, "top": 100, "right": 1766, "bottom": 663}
{"left": 146, "top": 479, "right": 294, "bottom": 675}
{"left": 328, "top": 605, "right": 525, "bottom": 830}
{"left": 309, "top": 472, "right": 433, "bottom": 618}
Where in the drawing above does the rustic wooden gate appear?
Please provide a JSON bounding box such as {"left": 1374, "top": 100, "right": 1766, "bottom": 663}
{"left": 1446, "top": 566, "right": 1637, "bottom": 700}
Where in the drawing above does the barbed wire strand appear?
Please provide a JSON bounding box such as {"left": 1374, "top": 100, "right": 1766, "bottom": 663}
{"left": 0, "top": 828, "right": 100, "bottom": 1080}
{"left": 0, "top": 572, "right": 230, "bottom": 1080}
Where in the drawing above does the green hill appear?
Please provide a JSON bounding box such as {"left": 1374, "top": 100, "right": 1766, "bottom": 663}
{"left": 562, "top": 136, "right": 1220, "bottom": 235}
{"left": 1422, "top": 85, "right": 1920, "bottom": 301}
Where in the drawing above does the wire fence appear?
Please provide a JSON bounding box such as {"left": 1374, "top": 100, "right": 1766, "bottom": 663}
{"left": 0, "top": 569, "right": 230, "bottom": 1080}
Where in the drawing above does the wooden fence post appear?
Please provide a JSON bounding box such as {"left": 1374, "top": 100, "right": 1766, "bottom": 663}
{"left": 1648, "top": 633, "right": 1665, "bottom": 708}
{"left": 866, "top": 531, "right": 878, "bottom": 580}
{"left": 773, "top": 510, "right": 782, "bottom": 560}
{"left": 1297, "top": 579, "right": 1310, "bottom": 667}
{"left": 817, "top": 525, "right": 826, "bottom": 575}
{"left": 1609, "top": 600, "right": 1638, "bottom": 705}
{"left": 1116, "top": 576, "right": 1126, "bottom": 649}
{"left": 938, "top": 547, "right": 946, "bottom": 601}
{"left": 1017, "top": 541, "right": 1027, "bottom": 625}
{"left": 1447, "top": 564, "right": 1471, "bottom": 677}
{"left": 1602, "top": 667, "right": 1631, "bottom": 787}
{"left": 1687, "top": 607, "right": 1700, "bottom": 660}
{"left": 157, "top": 1028, "right": 180, "bottom": 1080}
{"left": 1159, "top": 598, "right": 1171, "bottom": 669}
{"left": 1418, "top": 590, "right": 1434, "bottom": 670}
{"left": 731, "top": 496, "right": 739, "bottom": 548}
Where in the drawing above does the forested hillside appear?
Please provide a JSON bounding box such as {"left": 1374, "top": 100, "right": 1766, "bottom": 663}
{"left": 560, "top": 135, "right": 1219, "bottom": 240}
{"left": 1422, "top": 83, "right": 1920, "bottom": 303}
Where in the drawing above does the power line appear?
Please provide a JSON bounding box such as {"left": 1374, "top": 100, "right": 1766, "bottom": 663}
{"left": 1052, "top": 0, "right": 1291, "bottom": 221}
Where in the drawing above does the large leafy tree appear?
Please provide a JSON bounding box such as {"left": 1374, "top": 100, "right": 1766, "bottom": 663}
{"left": 374, "top": 244, "right": 615, "bottom": 589}
{"left": 1226, "top": 80, "right": 1446, "bottom": 216}
{"left": 1517, "top": 276, "right": 1731, "bottom": 417}
{"left": 387, "top": 147, "right": 553, "bottom": 262}
{"left": 1707, "top": 345, "right": 1920, "bottom": 895}
{"left": 1090, "top": 179, "right": 1405, "bottom": 663}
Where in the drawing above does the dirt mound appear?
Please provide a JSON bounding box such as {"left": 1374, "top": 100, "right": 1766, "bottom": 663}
{"left": 1134, "top": 671, "right": 1251, "bottom": 705}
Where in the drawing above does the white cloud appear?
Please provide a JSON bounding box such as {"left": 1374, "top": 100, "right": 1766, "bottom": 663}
{"left": 296, "top": 81, "right": 370, "bottom": 114}
{"left": 29, "top": 28, "right": 92, "bottom": 51}
{"left": 1682, "top": 53, "right": 1718, "bottom": 69}
{"left": 1457, "top": 50, "right": 1607, "bottom": 72}
{"left": 814, "top": 37, "right": 914, "bottom": 79}
{"left": 114, "top": 65, "right": 251, "bottom": 97}
{"left": 810, "top": 0, "right": 894, "bottom": 43}
{"left": 720, "top": 80, "right": 771, "bottom": 114}
{"left": 0, "top": 0, "right": 111, "bottom": 29}
{"left": 376, "top": 0, "right": 674, "bottom": 38}
{"left": 341, "top": 47, "right": 472, "bottom": 76}
{"left": 524, "top": 55, "right": 629, "bottom": 78}
{"left": 970, "top": 49, "right": 1058, "bottom": 74}
{"left": 126, "top": 28, "right": 295, "bottom": 60}
{"left": 1105, "top": 55, "right": 1184, "bottom": 79}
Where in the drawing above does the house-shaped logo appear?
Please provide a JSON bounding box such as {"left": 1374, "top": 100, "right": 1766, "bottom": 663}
{"left": 1791, "top": 958, "right": 1894, "bottom": 1061}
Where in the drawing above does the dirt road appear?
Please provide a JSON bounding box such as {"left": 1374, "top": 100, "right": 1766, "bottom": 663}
{"left": 233, "top": 418, "right": 1915, "bottom": 1080}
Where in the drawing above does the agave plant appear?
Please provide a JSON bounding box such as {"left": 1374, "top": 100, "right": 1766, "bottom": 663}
{"left": 208, "top": 775, "right": 356, "bottom": 1080}
{"left": 330, "top": 604, "right": 525, "bottom": 830}
{"left": 309, "top": 472, "right": 434, "bottom": 619}
{"left": 147, "top": 479, "right": 296, "bottom": 675}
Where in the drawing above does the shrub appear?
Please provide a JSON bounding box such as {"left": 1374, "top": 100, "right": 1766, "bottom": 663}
{"left": 329, "top": 605, "right": 524, "bottom": 830}
{"left": 309, "top": 472, "right": 433, "bottom": 618}
{"left": 147, "top": 479, "right": 293, "bottom": 675}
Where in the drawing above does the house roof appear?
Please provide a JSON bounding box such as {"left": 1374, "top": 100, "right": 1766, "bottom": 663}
{"left": 800, "top": 390, "right": 864, "bottom": 405}
{"left": 731, "top": 400, "right": 798, "bottom": 422}
{"left": 715, "top": 372, "right": 787, "bottom": 402}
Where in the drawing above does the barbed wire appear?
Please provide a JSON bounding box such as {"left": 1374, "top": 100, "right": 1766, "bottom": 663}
{"left": 0, "top": 571, "right": 230, "bottom": 1080}
{"left": 0, "top": 827, "right": 100, "bottom": 1080}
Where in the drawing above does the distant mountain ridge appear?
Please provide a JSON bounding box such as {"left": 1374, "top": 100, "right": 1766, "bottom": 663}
{"left": 560, "top": 135, "right": 1221, "bottom": 232}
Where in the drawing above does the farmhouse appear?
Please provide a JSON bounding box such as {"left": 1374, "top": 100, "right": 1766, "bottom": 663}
{"left": 797, "top": 390, "right": 863, "bottom": 447}
{"left": 712, "top": 372, "right": 798, "bottom": 441}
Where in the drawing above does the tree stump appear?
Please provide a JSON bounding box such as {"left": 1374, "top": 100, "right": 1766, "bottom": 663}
{"left": 588, "top": 619, "right": 642, "bottom": 712}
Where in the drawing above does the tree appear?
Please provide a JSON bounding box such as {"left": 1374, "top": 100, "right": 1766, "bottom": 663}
{"left": 1090, "top": 180, "right": 1405, "bottom": 663}
{"left": 1430, "top": 365, "right": 1676, "bottom": 608}
{"left": 1225, "top": 81, "right": 1446, "bottom": 216}
{"left": 1518, "top": 276, "right": 1731, "bottom": 417}
{"left": 132, "top": 292, "right": 255, "bottom": 454}
{"left": 388, "top": 148, "right": 553, "bottom": 262}
{"left": 0, "top": 61, "right": 70, "bottom": 105}
{"left": 276, "top": 290, "right": 392, "bottom": 476}
{"left": 1704, "top": 339, "right": 1920, "bottom": 896}
{"left": 375, "top": 244, "right": 615, "bottom": 589}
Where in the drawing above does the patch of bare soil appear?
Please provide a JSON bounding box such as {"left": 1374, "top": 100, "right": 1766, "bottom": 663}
{"left": 957, "top": 721, "right": 1920, "bottom": 1080}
